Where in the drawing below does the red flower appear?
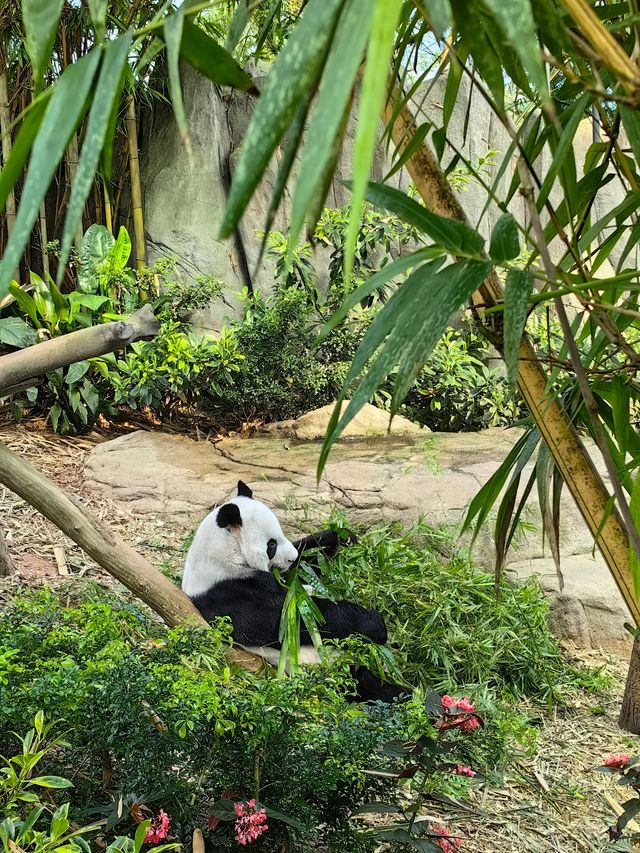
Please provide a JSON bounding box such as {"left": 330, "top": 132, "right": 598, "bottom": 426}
{"left": 144, "top": 809, "right": 171, "bottom": 844}
{"left": 233, "top": 800, "right": 268, "bottom": 846}
{"left": 456, "top": 697, "right": 475, "bottom": 713}
{"left": 430, "top": 822, "right": 462, "bottom": 852}
{"left": 603, "top": 753, "right": 630, "bottom": 769}
{"left": 459, "top": 715, "right": 480, "bottom": 733}
{"left": 441, "top": 695, "right": 457, "bottom": 708}
{"left": 453, "top": 764, "right": 477, "bottom": 777}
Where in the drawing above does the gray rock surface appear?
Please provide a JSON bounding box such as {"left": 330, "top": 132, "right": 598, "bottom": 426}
{"left": 84, "top": 425, "right": 631, "bottom": 653}
{"left": 262, "top": 403, "right": 424, "bottom": 441}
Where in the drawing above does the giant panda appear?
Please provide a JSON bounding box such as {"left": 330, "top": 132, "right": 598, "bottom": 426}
{"left": 182, "top": 480, "right": 407, "bottom": 702}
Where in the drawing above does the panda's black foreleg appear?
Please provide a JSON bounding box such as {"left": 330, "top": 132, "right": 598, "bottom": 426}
{"left": 290, "top": 529, "right": 358, "bottom": 568}
{"left": 303, "top": 598, "right": 388, "bottom": 645}
{"left": 350, "top": 667, "right": 410, "bottom": 704}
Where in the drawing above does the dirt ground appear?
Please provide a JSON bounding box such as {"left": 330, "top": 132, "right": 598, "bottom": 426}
{"left": 1, "top": 423, "right": 639, "bottom": 853}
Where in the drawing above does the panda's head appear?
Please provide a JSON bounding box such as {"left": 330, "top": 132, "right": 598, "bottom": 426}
{"left": 215, "top": 481, "right": 299, "bottom": 573}
{"left": 182, "top": 481, "right": 299, "bottom": 595}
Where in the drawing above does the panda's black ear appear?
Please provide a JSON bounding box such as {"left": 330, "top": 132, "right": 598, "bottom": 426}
{"left": 216, "top": 503, "right": 243, "bottom": 529}
{"left": 237, "top": 480, "right": 253, "bottom": 499}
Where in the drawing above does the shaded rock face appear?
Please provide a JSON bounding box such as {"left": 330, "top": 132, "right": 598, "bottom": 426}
{"left": 141, "top": 68, "right": 638, "bottom": 332}
{"left": 84, "top": 425, "right": 631, "bottom": 654}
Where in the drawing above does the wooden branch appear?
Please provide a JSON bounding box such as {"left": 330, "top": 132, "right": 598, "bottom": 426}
{"left": 0, "top": 304, "right": 159, "bottom": 393}
{"left": 0, "top": 440, "right": 262, "bottom": 670}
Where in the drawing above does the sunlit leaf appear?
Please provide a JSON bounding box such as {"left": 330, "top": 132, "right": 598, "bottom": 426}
{"left": 86, "top": 0, "right": 108, "bottom": 41}
{"left": 484, "top": 0, "right": 547, "bottom": 98}
{"left": 421, "top": 0, "right": 452, "bottom": 39}
{"left": 179, "top": 18, "right": 257, "bottom": 92}
{"left": 0, "top": 92, "right": 50, "bottom": 216}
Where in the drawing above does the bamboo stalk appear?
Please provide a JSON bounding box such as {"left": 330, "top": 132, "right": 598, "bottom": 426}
{"left": 382, "top": 90, "right": 640, "bottom": 626}
{"left": 126, "top": 93, "right": 146, "bottom": 270}
{"left": 103, "top": 180, "right": 113, "bottom": 233}
{"left": 65, "top": 131, "right": 84, "bottom": 250}
{"left": 0, "top": 51, "right": 17, "bottom": 245}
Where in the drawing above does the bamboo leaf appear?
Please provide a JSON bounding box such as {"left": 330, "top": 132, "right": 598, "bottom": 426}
{"left": 363, "top": 181, "right": 485, "bottom": 256}
{"left": 0, "top": 49, "right": 101, "bottom": 300}
{"left": 343, "top": 0, "right": 403, "bottom": 288}
{"left": 537, "top": 92, "right": 591, "bottom": 212}
{"left": 384, "top": 121, "right": 431, "bottom": 182}
{"left": 21, "top": 0, "right": 65, "bottom": 90}
{"left": 620, "top": 105, "right": 640, "bottom": 165}
{"left": 225, "top": 0, "right": 251, "bottom": 52}
{"left": 59, "top": 33, "right": 131, "bottom": 279}
{"left": 318, "top": 259, "right": 492, "bottom": 473}
{"left": 164, "top": 4, "right": 190, "bottom": 155}
{"left": 86, "top": 0, "right": 108, "bottom": 41}
{"left": 489, "top": 212, "right": 520, "bottom": 262}
{"left": 289, "top": 0, "right": 372, "bottom": 248}
{"left": 179, "top": 18, "right": 257, "bottom": 92}
{"left": 318, "top": 248, "right": 439, "bottom": 340}
{"left": 421, "top": 0, "right": 452, "bottom": 39}
{"left": 503, "top": 268, "right": 533, "bottom": 386}
{"left": 0, "top": 92, "right": 51, "bottom": 215}
{"left": 483, "top": 0, "right": 547, "bottom": 98}
{"left": 219, "top": 0, "right": 344, "bottom": 238}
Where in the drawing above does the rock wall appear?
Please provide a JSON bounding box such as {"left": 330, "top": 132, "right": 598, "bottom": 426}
{"left": 141, "top": 67, "right": 637, "bottom": 331}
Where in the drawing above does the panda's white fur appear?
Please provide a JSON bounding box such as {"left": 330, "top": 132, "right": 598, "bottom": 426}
{"left": 182, "top": 494, "right": 298, "bottom": 596}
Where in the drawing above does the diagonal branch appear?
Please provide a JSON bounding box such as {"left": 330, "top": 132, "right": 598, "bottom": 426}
{"left": 0, "top": 304, "right": 160, "bottom": 393}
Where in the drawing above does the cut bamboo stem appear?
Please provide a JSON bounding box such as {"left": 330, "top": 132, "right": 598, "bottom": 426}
{"left": 126, "top": 94, "right": 146, "bottom": 270}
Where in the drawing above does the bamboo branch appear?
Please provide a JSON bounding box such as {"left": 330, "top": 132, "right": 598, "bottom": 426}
{"left": 0, "top": 304, "right": 159, "bottom": 393}
{"left": 382, "top": 89, "right": 640, "bottom": 625}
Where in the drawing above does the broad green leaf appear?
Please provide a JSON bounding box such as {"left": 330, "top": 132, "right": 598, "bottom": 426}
{"left": 363, "top": 181, "right": 485, "bottom": 256}
{"left": 422, "top": 0, "right": 452, "bottom": 39}
{"left": 343, "top": 0, "right": 403, "bottom": 288}
{"left": 351, "top": 802, "right": 404, "bottom": 815}
{"left": 484, "top": 0, "right": 547, "bottom": 98}
{"left": 164, "top": 4, "right": 190, "bottom": 154}
{"left": 59, "top": 33, "right": 131, "bottom": 280}
{"left": 86, "top": 0, "right": 108, "bottom": 41}
{"left": 490, "top": 212, "right": 520, "bottom": 262}
{"left": 179, "top": 19, "right": 256, "bottom": 92}
{"left": 22, "top": 0, "right": 65, "bottom": 89}
{"left": 318, "top": 259, "right": 492, "bottom": 473}
{"left": 65, "top": 361, "right": 91, "bottom": 386}
{"left": 0, "top": 317, "right": 37, "bottom": 348}
{"left": 134, "top": 819, "right": 150, "bottom": 853}
{"left": 219, "top": 0, "right": 344, "bottom": 238}
{"left": 9, "top": 282, "right": 39, "bottom": 326}
{"left": 78, "top": 224, "right": 115, "bottom": 292}
{"left": 105, "top": 226, "right": 132, "bottom": 271}
{"left": 0, "top": 91, "right": 50, "bottom": 216}
{"left": 68, "top": 292, "right": 110, "bottom": 311}
{"left": 0, "top": 49, "right": 101, "bottom": 300}
{"left": 28, "top": 775, "right": 73, "bottom": 789}
{"left": 262, "top": 805, "right": 306, "bottom": 832}
{"left": 289, "top": 0, "right": 372, "bottom": 248}
{"left": 503, "top": 268, "right": 533, "bottom": 385}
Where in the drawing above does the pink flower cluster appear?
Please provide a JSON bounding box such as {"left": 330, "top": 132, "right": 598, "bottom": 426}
{"left": 604, "top": 753, "right": 630, "bottom": 769}
{"left": 453, "top": 764, "right": 477, "bottom": 777}
{"left": 430, "top": 821, "right": 462, "bottom": 852}
{"left": 441, "top": 696, "right": 480, "bottom": 732}
{"left": 144, "top": 809, "right": 171, "bottom": 844}
{"left": 234, "top": 799, "right": 269, "bottom": 846}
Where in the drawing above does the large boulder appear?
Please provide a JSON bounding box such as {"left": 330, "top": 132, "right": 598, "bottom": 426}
{"left": 262, "top": 403, "right": 424, "bottom": 441}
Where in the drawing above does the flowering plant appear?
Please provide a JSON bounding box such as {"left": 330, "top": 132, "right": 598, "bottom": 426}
{"left": 350, "top": 689, "right": 482, "bottom": 851}
{"left": 205, "top": 792, "right": 304, "bottom": 847}
{"left": 595, "top": 752, "right": 640, "bottom": 841}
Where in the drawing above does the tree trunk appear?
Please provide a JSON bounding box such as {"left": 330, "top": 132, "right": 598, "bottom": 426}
{"left": 0, "top": 304, "right": 160, "bottom": 393}
{"left": 383, "top": 89, "right": 640, "bottom": 729}
{"left": 620, "top": 639, "right": 640, "bottom": 731}
{"left": 126, "top": 94, "right": 146, "bottom": 271}
{"left": 0, "top": 528, "right": 15, "bottom": 577}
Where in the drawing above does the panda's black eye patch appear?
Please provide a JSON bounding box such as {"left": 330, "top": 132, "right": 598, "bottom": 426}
{"left": 267, "top": 539, "right": 277, "bottom": 559}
